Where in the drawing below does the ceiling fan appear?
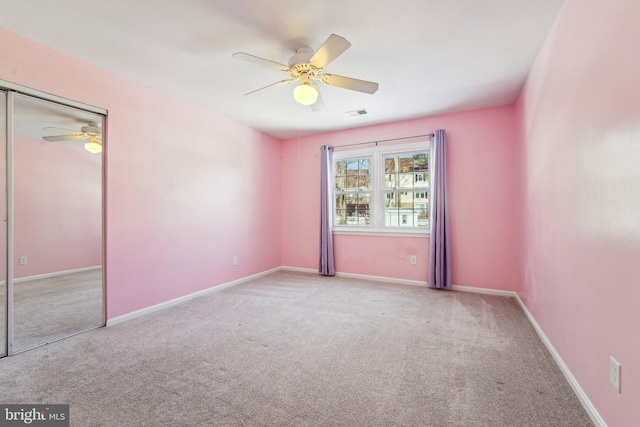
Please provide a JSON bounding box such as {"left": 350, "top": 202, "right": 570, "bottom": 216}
{"left": 42, "top": 121, "right": 103, "bottom": 154}
{"left": 232, "top": 34, "right": 379, "bottom": 109}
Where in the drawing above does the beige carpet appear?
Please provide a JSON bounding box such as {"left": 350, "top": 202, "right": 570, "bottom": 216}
{"left": 0, "top": 271, "right": 592, "bottom": 426}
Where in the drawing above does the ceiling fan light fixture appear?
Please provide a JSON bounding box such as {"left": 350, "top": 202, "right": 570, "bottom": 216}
{"left": 293, "top": 83, "right": 318, "bottom": 106}
{"left": 84, "top": 141, "right": 102, "bottom": 154}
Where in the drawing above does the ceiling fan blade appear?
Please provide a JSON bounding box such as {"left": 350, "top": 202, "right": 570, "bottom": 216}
{"left": 310, "top": 90, "right": 326, "bottom": 112}
{"left": 321, "top": 74, "right": 379, "bottom": 94}
{"left": 309, "top": 34, "right": 351, "bottom": 68}
{"left": 232, "top": 52, "right": 290, "bottom": 72}
{"left": 244, "top": 79, "right": 295, "bottom": 96}
{"left": 42, "top": 126, "right": 82, "bottom": 133}
{"left": 43, "top": 133, "right": 85, "bottom": 142}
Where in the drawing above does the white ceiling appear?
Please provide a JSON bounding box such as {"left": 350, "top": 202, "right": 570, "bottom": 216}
{"left": 0, "top": 0, "right": 565, "bottom": 140}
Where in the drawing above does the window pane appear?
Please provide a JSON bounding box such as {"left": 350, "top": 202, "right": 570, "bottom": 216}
{"left": 346, "top": 203, "right": 357, "bottom": 224}
{"left": 416, "top": 201, "right": 428, "bottom": 224}
{"left": 384, "top": 157, "right": 396, "bottom": 173}
{"left": 359, "top": 174, "right": 371, "bottom": 190}
{"left": 399, "top": 154, "right": 413, "bottom": 172}
{"left": 412, "top": 153, "right": 428, "bottom": 172}
{"left": 358, "top": 209, "right": 370, "bottom": 225}
{"left": 397, "top": 191, "right": 413, "bottom": 208}
{"left": 335, "top": 194, "right": 346, "bottom": 210}
{"left": 398, "top": 173, "right": 414, "bottom": 189}
{"left": 335, "top": 209, "right": 347, "bottom": 225}
{"left": 384, "top": 174, "right": 397, "bottom": 189}
{"left": 385, "top": 206, "right": 399, "bottom": 227}
{"left": 385, "top": 192, "right": 398, "bottom": 208}
{"left": 346, "top": 159, "right": 359, "bottom": 172}
{"left": 345, "top": 193, "right": 358, "bottom": 207}
{"left": 414, "top": 172, "right": 428, "bottom": 188}
{"left": 358, "top": 194, "right": 370, "bottom": 210}
{"left": 359, "top": 158, "right": 370, "bottom": 173}
{"left": 335, "top": 176, "right": 346, "bottom": 191}
{"left": 346, "top": 175, "right": 358, "bottom": 190}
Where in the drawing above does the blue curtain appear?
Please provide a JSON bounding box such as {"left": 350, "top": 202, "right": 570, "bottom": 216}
{"left": 319, "top": 145, "right": 335, "bottom": 275}
{"left": 428, "top": 130, "right": 452, "bottom": 289}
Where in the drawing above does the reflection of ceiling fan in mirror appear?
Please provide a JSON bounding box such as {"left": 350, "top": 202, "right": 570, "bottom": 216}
{"left": 42, "top": 121, "right": 103, "bottom": 154}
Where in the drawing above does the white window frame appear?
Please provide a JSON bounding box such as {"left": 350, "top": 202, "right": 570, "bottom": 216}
{"left": 332, "top": 141, "right": 429, "bottom": 238}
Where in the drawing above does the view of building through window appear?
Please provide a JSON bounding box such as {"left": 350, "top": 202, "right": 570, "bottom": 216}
{"left": 383, "top": 152, "right": 429, "bottom": 227}
{"left": 335, "top": 158, "right": 371, "bottom": 225}
{"left": 333, "top": 147, "right": 429, "bottom": 230}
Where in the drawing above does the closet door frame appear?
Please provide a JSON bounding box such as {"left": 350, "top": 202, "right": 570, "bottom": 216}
{"left": 1, "top": 80, "right": 107, "bottom": 357}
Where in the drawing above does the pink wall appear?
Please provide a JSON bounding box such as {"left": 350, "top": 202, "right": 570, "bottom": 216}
{"left": 515, "top": 0, "right": 640, "bottom": 424}
{"left": 13, "top": 137, "right": 102, "bottom": 278}
{"left": 281, "top": 105, "right": 518, "bottom": 290}
{"left": 0, "top": 27, "right": 282, "bottom": 319}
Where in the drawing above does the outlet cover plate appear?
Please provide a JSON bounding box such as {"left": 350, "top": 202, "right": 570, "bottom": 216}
{"left": 610, "top": 356, "right": 621, "bottom": 393}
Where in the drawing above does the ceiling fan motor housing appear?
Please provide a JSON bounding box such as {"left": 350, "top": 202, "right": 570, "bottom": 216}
{"left": 81, "top": 125, "right": 101, "bottom": 135}
{"left": 288, "top": 47, "right": 314, "bottom": 68}
{"left": 288, "top": 52, "right": 322, "bottom": 80}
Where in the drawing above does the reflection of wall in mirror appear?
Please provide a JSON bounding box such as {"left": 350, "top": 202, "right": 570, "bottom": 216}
{"left": 13, "top": 136, "right": 102, "bottom": 278}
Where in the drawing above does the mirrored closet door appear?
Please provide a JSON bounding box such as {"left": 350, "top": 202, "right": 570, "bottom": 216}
{"left": 2, "top": 88, "right": 105, "bottom": 356}
{"left": 0, "top": 90, "right": 6, "bottom": 356}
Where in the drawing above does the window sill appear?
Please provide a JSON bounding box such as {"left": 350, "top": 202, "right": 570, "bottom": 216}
{"left": 333, "top": 228, "right": 429, "bottom": 238}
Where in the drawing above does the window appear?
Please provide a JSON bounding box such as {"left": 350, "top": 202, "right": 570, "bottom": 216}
{"left": 383, "top": 152, "right": 429, "bottom": 228}
{"left": 334, "top": 158, "right": 371, "bottom": 226}
{"left": 332, "top": 141, "right": 429, "bottom": 236}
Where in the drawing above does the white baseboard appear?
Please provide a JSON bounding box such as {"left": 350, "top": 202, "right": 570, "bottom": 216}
{"left": 1, "top": 265, "right": 103, "bottom": 285}
{"left": 451, "top": 284, "right": 515, "bottom": 297}
{"left": 281, "top": 267, "right": 517, "bottom": 293}
{"left": 335, "top": 271, "right": 427, "bottom": 287}
{"left": 106, "top": 267, "right": 281, "bottom": 327}
{"left": 280, "top": 266, "right": 428, "bottom": 287}
{"left": 513, "top": 295, "right": 606, "bottom": 427}
{"left": 280, "top": 266, "right": 317, "bottom": 274}
{"left": 282, "top": 267, "right": 512, "bottom": 296}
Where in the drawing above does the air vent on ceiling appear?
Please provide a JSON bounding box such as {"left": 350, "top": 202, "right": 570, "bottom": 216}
{"left": 346, "top": 109, "right": 368, "bottom": 117}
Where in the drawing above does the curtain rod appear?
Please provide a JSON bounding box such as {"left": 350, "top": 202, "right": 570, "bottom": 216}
{"left": 333, "top": 133, "right": 434, "bottom": 149}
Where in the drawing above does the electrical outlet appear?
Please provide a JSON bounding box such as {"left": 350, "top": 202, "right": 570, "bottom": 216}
{"left": 410, "top": 256, "right": 417, "bottom": 265}
{"left": 232, "top": 256, "right": 238, "bottom": 266}
{"left": 19, "top": 256, "right": 27, "bottom": 265}
{"left": 610, "top": 356, "right": 621, "bottom": 393}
